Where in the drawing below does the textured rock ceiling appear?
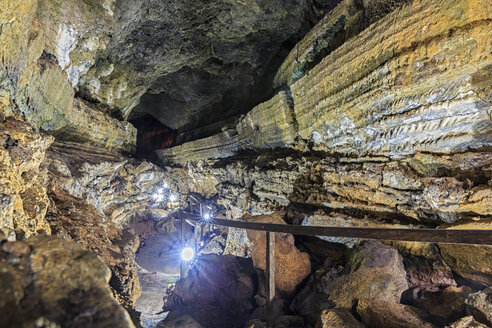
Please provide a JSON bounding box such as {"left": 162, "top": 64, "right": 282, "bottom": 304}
{"left": 69, "top": 0, "right": 340, "bottom": 133}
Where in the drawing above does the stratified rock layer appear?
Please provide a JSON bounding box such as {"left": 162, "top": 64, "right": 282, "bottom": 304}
{"left": 159, "top": 91, "right": 296, "bottom": 163}
{"left": 291, "top": 0, "right": 492, "bottom": 156}
{"left": 158, "top": 0, "right": 492, "bottom": 162}
{"left": 274, "top": 0, "right": 410, "bottom": 88}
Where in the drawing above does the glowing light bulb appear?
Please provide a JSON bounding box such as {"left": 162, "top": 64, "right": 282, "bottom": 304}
{"left": 169, "top": 194, "right": 177, "bottom": 202}
{"left": 181, "top": 247, "right": 194, "bottom": 261}
{"left": 203, "top": 213, "right": 211, "bottom": 221}
{"left": 153, "top": 193, "right": 164, "bottom": 202}
{"left": 157, "top": 188, "right": 163, "bottom": 194}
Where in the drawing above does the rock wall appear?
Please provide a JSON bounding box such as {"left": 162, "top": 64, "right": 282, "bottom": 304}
{"left": 291, "top": 0, "right": 492, "bottom": 156}
{"left": 153, "top": 4, "right": 492, "bottom": 323}
{"left": 158, "top": 0, "right": 492, "bottom": 161}
{"left": 1, "top": 0, "right": 338, "bottom": 145}
{"left": 0, "top": 118, "right": 172, "bottom": 323}
{"left": 0, "top": 0, "right": 136, "bottom": 152}
{"left": 0, "top": 118, "right": 52, "bottom": 240}
{"left": 157, "top": 0, "right": 492, "bottom": 291}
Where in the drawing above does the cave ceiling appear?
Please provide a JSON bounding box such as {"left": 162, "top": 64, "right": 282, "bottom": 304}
{"left": 68, "top": 0, "right": 340, "bottom": 133}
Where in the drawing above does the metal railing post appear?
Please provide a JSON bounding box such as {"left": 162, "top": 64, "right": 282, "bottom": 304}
{"left": 266, "top": 231, "right": 275, "bottom": 326}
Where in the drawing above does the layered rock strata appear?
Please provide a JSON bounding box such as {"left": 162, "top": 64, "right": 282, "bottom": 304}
{"left": 158, "top": 0, "right": 492, "bottom": 162}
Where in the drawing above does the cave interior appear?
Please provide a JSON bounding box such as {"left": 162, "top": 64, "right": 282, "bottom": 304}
{"left": 0, "top": 0, "right": 491, "bottom": 327}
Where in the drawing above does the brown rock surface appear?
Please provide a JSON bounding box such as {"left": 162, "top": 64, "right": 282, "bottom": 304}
{"left": 0, "top": 234, "right": 134, "bottom": 328}
{"left": 316, "top": 308, "right": 365, "bottom": 328}
{"left": 357, "top": 299, "right": 435, "bottom": 328}
{"left": 403, "top": 255, "right": 456, "bottom": 290}
{"left": 408, "top": 286, "right": 472, "bottom": 325}
{"left": 289, "top": 263, "right": 342, "bottom": 324}
{"left": 245, "top": 212, "right": 311, "bottom": 295}
{"left": 0, "top": 118, "right": 52, "bottom": 239}
{"left": 47, "top": 184, "right": 141, "bottom": 308}
{"left": 162, "top": 255, "right": 257, "bottom": 328}
{"left": 291, "top": 240, "right": 408, "bottom": 325}
{"left": 439, "top": 220, "right": 492, "bottom": 286}
{"left": 326, "top": 240, "right": 409, "bottom": 308}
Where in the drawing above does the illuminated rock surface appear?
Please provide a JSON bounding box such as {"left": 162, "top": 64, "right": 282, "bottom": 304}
{"left": 162, "top": 255, "right": 257, "bottom": 328}
{"left": 245, "top": 212, "right": 311, "bottom": 295}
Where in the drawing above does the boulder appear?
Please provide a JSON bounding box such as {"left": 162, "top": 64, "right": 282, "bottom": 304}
{"left": 162, "top": 255, "right": 256, "bottom": 328}
{"left": 406, "top": 286, "right": 471, "bottom": 325}
{"left": 465, "top": 287, "right": 492, "bottom": 326}
{"left": 0, "top": 235, "right": 134, "bottom": 327}
{"left": 245, "top": 213, "right": 311, "bottom": 295}
{"left": 446, "top": 316, "right": 489, "bottom": 328}
{"left": 290, "top": 265, "right": 342, "bottom": 325}
{"left": 326, "top": 240, "right": 409, "bottom": 308}
{"left": 439, "top": 221, "right": 492, "bottom": 286}
{"left": 316, "top": 308, "right": 365, "bottom": 328}
{"left": 357, "top": 299, "right": 435, "bottom": 328}
{"left": 403, "top": 254, "right": 456, "bottom": 290}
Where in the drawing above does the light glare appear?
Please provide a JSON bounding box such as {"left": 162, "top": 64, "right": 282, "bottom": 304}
{"left": 169, "top": 194, "right": 177, "bottom": 202}
{"left": 181, "top": 247, "right": 194, "bottom": 261}
{"left": 153, "top": 194, "right": 164, "bottom": 202}
{"left": 203, "top": 213, "right": 211, "bottom": 221}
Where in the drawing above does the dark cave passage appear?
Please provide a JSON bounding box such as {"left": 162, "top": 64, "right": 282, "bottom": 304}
{"left": 130, "top": 115, "right": 176, "bottom": 160}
